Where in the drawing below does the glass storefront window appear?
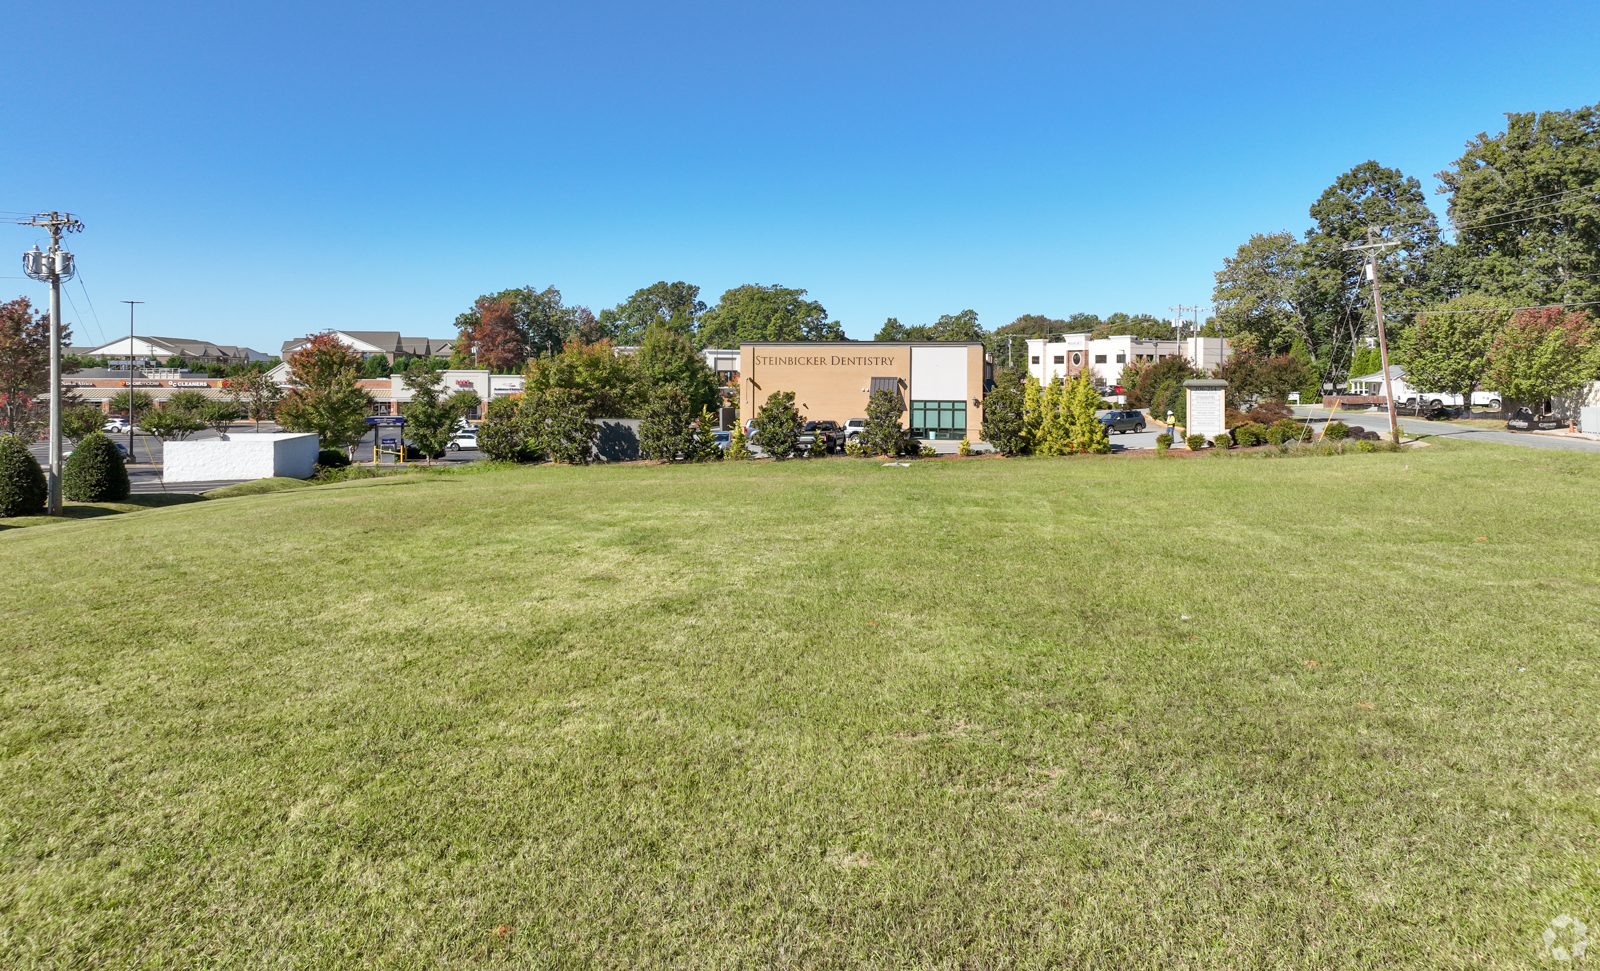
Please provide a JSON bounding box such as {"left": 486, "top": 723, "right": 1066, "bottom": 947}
{"left": 910, "top": 400, "right": 967, "bottom": 440}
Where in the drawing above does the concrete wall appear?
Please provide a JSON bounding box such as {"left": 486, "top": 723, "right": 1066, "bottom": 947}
{"left": 163, "top": 433, "right": 319, "bottom": 483}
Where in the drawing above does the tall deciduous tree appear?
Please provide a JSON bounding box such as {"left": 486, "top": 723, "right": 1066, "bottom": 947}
{"left": 0, "top": 296, "right": 71, "bottom": 439}
{"left": 1396, "top": 295, "right": 1507, "bottom": 408}
{"left": 1437, "top": 103, "right": 1600, "bottom": 307}
{"left": 1212, "top": 232, "right": 1311, "bottom": 352}
{"left": 636, "top": 325, "right": 720, "bottom": 415}
{"left": 1484, "top": 307, "right": 1600, "bottom": 411}
{"left": 275, "top": 332, "right": 374, "bottom": 451}
{"left": 522, "top": 340, "right": 642, "bottom": 418}
{"left": 599, "top": 282, "right": 707, "bottom": 345}
{"left": 697, "top": 285, "right": 841, "bottom": 346}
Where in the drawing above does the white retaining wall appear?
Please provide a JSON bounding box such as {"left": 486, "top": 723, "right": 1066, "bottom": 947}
{"left": 163, "top": 433, "right": 319, "bottom": 483}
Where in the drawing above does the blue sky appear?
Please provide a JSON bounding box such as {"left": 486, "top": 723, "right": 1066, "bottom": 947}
{"left": 3, "top": 1, "right": 1596, "bottom": 350}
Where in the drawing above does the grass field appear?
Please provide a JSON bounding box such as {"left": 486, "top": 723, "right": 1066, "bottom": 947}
{"left": 2, "top": 443, "right": 1597, "bottom": 968}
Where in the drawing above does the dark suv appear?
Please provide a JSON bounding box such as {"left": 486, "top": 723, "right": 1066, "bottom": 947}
{"left": 798, "top": 420, "right": 842, "bottom": 454}
{"left": 1099, "top": 409, "right": 1147, "bottom": 434}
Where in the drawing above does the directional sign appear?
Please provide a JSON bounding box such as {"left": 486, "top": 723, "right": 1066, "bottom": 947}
{"left": 366, "top": 416, "right": 406, "bottom": 425}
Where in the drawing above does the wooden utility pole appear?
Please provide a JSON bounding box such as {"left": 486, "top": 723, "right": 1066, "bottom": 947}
{"left": 1343, "top": 231, "right": 1404, "bottom": 445}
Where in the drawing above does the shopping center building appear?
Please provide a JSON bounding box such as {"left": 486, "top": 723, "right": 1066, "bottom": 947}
{"left": 738, "top": 341, "right": 991, "bottom": 441}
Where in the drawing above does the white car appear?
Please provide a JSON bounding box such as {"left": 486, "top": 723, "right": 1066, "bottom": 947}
{"left": 446, "top": 431, "right": 478, "bottom": 451}
{"left": 103, "top": 417, "right": 130, "bottom": 433}
{"left": 841, "top": 418, "right": 868, "bottom": 442}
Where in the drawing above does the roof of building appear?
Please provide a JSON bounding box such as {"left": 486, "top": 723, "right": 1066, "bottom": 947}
{"left": 81, "top": 335, "right": 270, "bottom": 361}
{"left": 280, "top": 330, "right": 455, "bottom": 358}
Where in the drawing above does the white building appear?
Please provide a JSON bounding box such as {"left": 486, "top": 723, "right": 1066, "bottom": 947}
{"left": 279, "top": 330, "right": 454, "bottom": 364}
{"left": 80, "top": 335, "right": 271, "bottom": 365}
{"left": 1024, "top": 335, "right": 1231, "bottom": 390}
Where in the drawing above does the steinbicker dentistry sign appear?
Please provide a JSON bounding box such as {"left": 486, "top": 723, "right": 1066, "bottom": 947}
{"left": 752, "top": 355, "right": 899, "bottom": 366}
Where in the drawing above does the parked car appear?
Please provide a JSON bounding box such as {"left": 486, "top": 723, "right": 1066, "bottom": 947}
{"left": 1400, "top": 390, "right": 1502, "bottom": 411}
{"left": 446, "top": 430, "right": 478, "bottom": 451}
{"left": 798, "top": 420, "right": 841, "bottom": 454}
{"left": 841, "top": 418, "right": 868, "bottom": 442}
{"left": 711, "top": 430, "right": 732, "bottom": 450}
{"left": 102, "top": 417, "right": 130, "bottom": 433}
{"left": 1099, "top": 409, "right": 1147, "bottom": 434}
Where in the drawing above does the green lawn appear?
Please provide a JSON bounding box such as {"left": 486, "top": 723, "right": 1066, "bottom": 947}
{"left": 2, "top": 444, "right": 1597, "bottom": 968}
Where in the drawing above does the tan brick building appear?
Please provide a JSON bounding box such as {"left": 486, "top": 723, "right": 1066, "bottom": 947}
{"left": 738, "top": 341, "right": 990, "bottom": 441}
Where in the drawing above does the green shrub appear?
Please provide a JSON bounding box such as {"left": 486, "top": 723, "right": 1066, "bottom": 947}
{"left": 1211, "top": 432, "right": 1232, "bottom": 449}
{"left": 919, "top": 443, "right": 938, "bottom": 457}
{"left": 0, "top": 435, "right": 47, "bottom": 516}
{"left": 1185, "top": 434, "right": 1207, "bottom": 450}
{"left": 844, "top": 439, "right": 867, "bottom": 457}
{"left": 478, "top": 396, "right": 535, "bottom": 463}
{"left": 726, "top": 425, "right": 753, "bottom": 460}
{"left": 1155, "top": 432, "right": 1172, "bottom": 452}
{"left": 957, "top": 437, "right": 972, "bottom": 456}
{"left": 640, "top": 386, "right": 693, "bottom": 462}
{"left": 752, "top": 391, "right": 803, "bottom": 459}
{"left": 1266, "top": 419, "right": 1304, "bottom": 446}
{"left": 1233, "top": 422, "right": 1267, "bottom": 447}
{"left": 62, "top": 432, "right": 131, "bottom": 502}
{"left": 62, "top": 405, "right": 106, "bottom": 442}
{"left": 1323, "top": 421, "right": 1350, "bottom": 441}
{"left": 317, "top": 448, "right": 352, "bottom": 468}
{"left": 863, "top": 388, "right": 906, "bottom": 456}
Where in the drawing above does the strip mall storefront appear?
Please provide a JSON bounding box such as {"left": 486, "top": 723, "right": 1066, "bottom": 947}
{"left": 738, "top": 342, "right": 990, "bottom": 440}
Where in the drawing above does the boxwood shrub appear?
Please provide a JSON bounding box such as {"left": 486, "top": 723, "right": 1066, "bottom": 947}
{"left": 1266, "top": 419, "right": 1304, "bottom": 446}
{"left": 1323, "top": 421, "right": 1351, "bottom": 441}
{"left": 62, "top": 432, "right": 131, "bottom": 502}
{"left": 1211, "top": 431, "right": 1232, "bottom": 448}
{"left": 0, "top": 435, "right": 47, "bottom": 516}
{"left": 1232, "top": 422, "right": 1267, "bottom": 447}
{"left": 1185, "top": 434, "right": 1207, "bottom": 450}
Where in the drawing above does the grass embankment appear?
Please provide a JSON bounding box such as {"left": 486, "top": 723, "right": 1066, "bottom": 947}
{"left": 2, "top": 443, "right": 1597, "bottom": 968}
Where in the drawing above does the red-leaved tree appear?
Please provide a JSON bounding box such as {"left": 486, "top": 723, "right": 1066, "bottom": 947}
{"left": 274, "top": 332, "right": 373, "bottom": 451}
{"left": 458, "top": 297, "right": 526, "bottom": 372}
{"left": 0, "top": 296, "right": 72, "bottom": 438}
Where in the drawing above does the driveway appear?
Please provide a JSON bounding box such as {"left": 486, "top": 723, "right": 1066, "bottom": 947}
{"left": 1294, "top": 408, "right": 1600, "bottom": 455}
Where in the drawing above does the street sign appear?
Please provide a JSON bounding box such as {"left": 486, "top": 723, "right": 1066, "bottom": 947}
{"left": 366, "top": 416, "right": 406, "bottom": 425}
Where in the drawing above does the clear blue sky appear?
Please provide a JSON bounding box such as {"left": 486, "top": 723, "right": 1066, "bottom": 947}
{"left": 3, "top": 1, "right": 1596, "bottom": 350}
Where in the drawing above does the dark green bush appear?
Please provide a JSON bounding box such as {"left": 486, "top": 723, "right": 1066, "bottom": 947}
{"left": 62, "top": 432, "right": 131, "bottom": 502}
{"left": 317, "top": 448, "right": 352, "bottom": 468}
{"left": 1323, "top": 421, "right": 1350, "bottom": 441}
{"left": 1211, "top": 432, "right": 1232, "bottom": 449}
{"left": 1155, "top": 433, "right": 1172, "bottom": 452}
{"left": 752, "top": 391, "right": 804, "bottom": 459}
{"left": 1266, "top": 419, "right": 1304, "bottom": 446}
{"left": 1233, "top": 422, "right": 1267, "bottom": 447}
{"left": 1185, "top": 434, "right": 1207, "bottom": 450}
{"left": 0, "top": 435, "right": 47, "bottom": 516}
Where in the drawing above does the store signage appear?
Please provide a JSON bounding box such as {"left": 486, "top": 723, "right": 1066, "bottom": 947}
{"left": 63, "top": 380, "right": 97, "bottom": 387}
{"left": 454, "top": 380, "right": 475, "bottom": 387}
{"left": 124, "top": 381, "right": 162, "bottom": 387}
{"left": 365, "top": 416, "right": 406, "bottom": 425}
{"left": 171, "top": 380, "right": 211, "bottom": 387}
{"left": 752, "top": 354, "right": 899, "bottom": 367}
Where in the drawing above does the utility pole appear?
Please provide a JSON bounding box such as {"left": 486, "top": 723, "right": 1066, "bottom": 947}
{"left": 1169, "top": 304, "right": 1198, "bottom": 360}
{"left": 122, "top": 301, "right": 143, "bottom": 461}
{"left": 18, "top": 212, "right": 84, "bottom": 515}
{"left": 1343, "top": 230, "right": 1404, "bottom": 445}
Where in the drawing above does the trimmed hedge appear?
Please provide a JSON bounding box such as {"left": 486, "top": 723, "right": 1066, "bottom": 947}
{"left": 1323, "top": 421, "right": 1350, "bottom": 441}
{"left": 1233, "top": 422, "right": 1267, "bottom": 447}
{"left": 1211, "top": 431, "right": 1232, "bottom": 449}
{"left": 1185, "top": 434, "right": 1207, "bottom": 451}
{"left": 62, "top": 432, "right": 131, "bottom": 502}
{"left": 316, "top": 448, "right": 352, "bottom": 468}
{"left": 0, "top": 435, "right": 47, "bottom": 516}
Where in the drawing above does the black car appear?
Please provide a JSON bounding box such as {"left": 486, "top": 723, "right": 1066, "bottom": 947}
{"left": 1099, "top": 410, "right": 1146, "bottom": 434}
{"left": 798, "top": 420, "right": 841, "bottom": 453}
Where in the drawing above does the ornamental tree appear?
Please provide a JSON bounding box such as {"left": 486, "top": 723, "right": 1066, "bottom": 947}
{"left": 62, "top": 432, "right": 130, "bottom": 502}
{"left": 1396, "top": 295, "right": 1506, "bottom": 409}
{"left": 138, "top": 407, "right": 206, "bottom": 442}
{"left": 980, "top": 369, "right": 1027, "bottom": 455}
{"left": 0, "top": 296, "right": 67, "bottom": 439}
{"left": 275, "top": 332, "right": 373, "bottom": 451}
{"left": 400, "top": 358, "right": 473, "bottom": 463}
{"left": 639, "top": 385, "right": 693, "bottom": 462}
{"left": 1064, "top": 369, "right": 1112, "bottom": 454}
{"left": 0, "top": 434, "right": 46, "bottom": 515}
{"left": 1484, "top": 307, "right": 1600, "bottom": 411}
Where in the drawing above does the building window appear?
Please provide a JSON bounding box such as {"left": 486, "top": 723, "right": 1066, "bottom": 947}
{"left": 1031, "top": 355, "right": 1040, "bottom": 364}
{"left": 1093, "top": 354, "right": 1107, "bottom": 364}
{"left": 1053, "top": 355, "right": 1064, "bottom": 364}
{"left": 1116, "top": 353, "right": 1126, "bottom": 363}
{"left": 1071, "top": 352, "right": 1083, "bottom": 366}
{"left": 910, "top": 399, "right": 967, "bottom": 441}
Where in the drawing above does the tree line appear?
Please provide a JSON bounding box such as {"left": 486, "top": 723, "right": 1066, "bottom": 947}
{"left": 1211, "top": 101, "right": 1600, "bottom": 402}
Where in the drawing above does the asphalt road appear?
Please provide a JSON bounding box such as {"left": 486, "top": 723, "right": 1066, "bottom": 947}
{"left": 1294, "top": 408, "right": 1600, "bottom": 455}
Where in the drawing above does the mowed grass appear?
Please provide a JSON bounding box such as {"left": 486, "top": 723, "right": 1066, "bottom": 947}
{"left": 1, "top": 444, "right": 1597, "bottom": 969}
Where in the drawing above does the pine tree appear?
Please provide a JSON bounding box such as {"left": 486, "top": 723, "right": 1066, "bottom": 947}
{"left": 1064, "top": 369, "right": 1112, "bottom": 454}
{"left": 1034, "top": 377, "right": 1071, "bottom": 455}
{"left": 1021, "top": 377, "right": 1044, "bottom": 453}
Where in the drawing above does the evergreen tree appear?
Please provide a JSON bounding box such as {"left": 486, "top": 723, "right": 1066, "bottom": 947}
{"left": 690, "top": 408, "right": 723, "bottom": 462}
{"left": 639, "top": 385, "right": 693, "bottom": 462}
{"left": 1033, "top": 377, "right": 1071, "bottom": 455}
{"left": 752, "top": 391, "right": 804, "bottom": 459}
{"left": 0, "top": 434, "right": 46, "bottom": 516}
{"left": 524, "top": 388, "right": 597, "bottom": 464}
{"left": 979, "top": 370, "right": 1027, "bottom": 455}
{"left": 1021, "top": 375, "right": 1044, "bottom": 453}
{"left": 862, "top": 388, "right": 905, "bottom": 456}
{"left": 62, "top": 432, "right": 131, "bottom": 502}
{"left": 1064, "top": 369, "right": 1112, "bottom": 454}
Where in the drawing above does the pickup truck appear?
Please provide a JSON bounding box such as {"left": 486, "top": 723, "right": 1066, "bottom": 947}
{"left": 1399, "top": 389, "right": 1502, "bottom": 411}
{"left": 797, "top": 420, "right": 842, "bottom": 454}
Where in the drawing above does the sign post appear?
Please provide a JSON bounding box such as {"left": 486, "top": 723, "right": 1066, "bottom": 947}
{"left": 1182, "top": 379, "right": 1228, "bottom": 445}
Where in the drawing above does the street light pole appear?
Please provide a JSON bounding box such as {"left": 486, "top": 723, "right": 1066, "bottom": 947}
{"left": 122, "top": 301, "right": 143, "bottom": 462}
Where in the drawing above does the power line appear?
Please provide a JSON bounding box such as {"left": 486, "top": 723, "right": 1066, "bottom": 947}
{"left": 74, "top": 271, "right": 109, "bottom": 347}
{"left": 1444, "top": 179, "right": 1600, "bottom": 221}
{"left": 1411, "top": 299, "right": 1600, "bottom": 314}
